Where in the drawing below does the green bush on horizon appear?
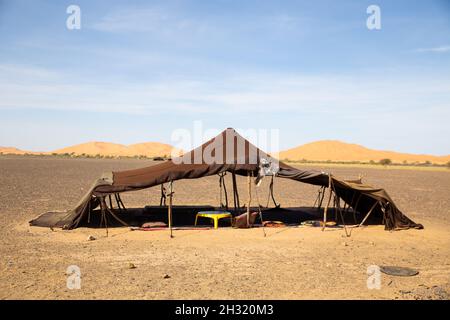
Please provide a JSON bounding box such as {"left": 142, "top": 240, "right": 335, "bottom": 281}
{"left": 379, "top": 158, "right": 392, "bottom": 166}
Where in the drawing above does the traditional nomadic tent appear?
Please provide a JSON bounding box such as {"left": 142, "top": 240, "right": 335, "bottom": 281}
{"left": 30, "top": 128, "right": 423, "bottom": 232}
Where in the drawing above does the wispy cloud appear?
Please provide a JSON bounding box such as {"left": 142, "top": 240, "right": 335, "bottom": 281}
{"left": 92, "top": 7, "right": 171, "bottom": 33}
{"left": 1, "top": 63, "right": 449, "bottom": 119}
{"left": 415, "top": 45, "right": 450, "bottom": 53}
{"left": 90, "top": 6, "right": 207, "bottom": 36}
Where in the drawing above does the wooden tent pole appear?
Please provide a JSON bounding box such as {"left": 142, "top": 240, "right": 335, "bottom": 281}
{"left": 168, "top": 181, "right": 174, "bottom": 238}
{"left": 334, "top": 193, "right": 350, "bottom": 237}
{"left": 359, "top": 201, "right": 379, "bottom": 227}
{"left": 269, "top": 176, "right": 279, "bottom": 208}
{"left": 108, "top": 194, "right": 113, "bottom": 210}
{"left": 100, "top": 197, "right": 108, "bottom": 237}
{"left": 114, "top": 193, "right": 121, "bottom": 211}
{"left": 253, "top": 171, "right": 266, "bottom": 237}
{"left": 318, "top": 186, "right": 325, "bottom": 209}
{"left": 247, "top": 172, "right": 251, "bottom": 227}
{"left": 105, "top": 201, "right": 129, "bottom": 227}
{"left": 322, "top": 174, "right": 332, "bottom": 231}
{"left": 116, "top": 193, "right": 127, "bottom": 211}
{"left": 232, "top": 172, "right": 237, "bottom": 213}
{"left": 232, "top": 172, "right": 240, "bottom": 214}
{"left": 223, "top": 174, "right": 228, "bottom": 210}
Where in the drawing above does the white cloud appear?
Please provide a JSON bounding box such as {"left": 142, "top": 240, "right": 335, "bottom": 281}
{"left": 1, "top": 63, "right": 449, "bottom": 119}
{"left": 92, "top": 7, "right": 169, "bottom": 33}
{"left": 90, "top": 6, "right": 206, "bottom": 37}
{"left": 415, "top": 45, "right": 450, "bottom": 53}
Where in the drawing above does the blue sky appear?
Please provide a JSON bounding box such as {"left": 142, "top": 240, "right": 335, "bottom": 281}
{"left": 0, "top": 0, "right": 449, "bottom": 154}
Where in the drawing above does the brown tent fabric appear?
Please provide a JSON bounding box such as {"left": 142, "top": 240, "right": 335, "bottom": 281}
{"left": 30, "top": 128, "right": 423, "bottom": 231}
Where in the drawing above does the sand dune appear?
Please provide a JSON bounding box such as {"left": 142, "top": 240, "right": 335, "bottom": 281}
{"left": 53, "top": 141, "right": 182, "bottom": 158}
{"left": 0, "top": 147, "right": 41, "bottom": 155}
{"left": 279, "top": 140, "right": 450, "bottom": 164}
{"left": 3, "top": 140, "right": 449, "bottom": 164}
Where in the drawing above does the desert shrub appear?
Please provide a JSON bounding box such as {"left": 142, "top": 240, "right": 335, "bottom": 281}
{"left": 446, "top": 161, "right": 450, "bottom": 168}
{"left": 379, "top": 158, "right": 392, "bottom": 166}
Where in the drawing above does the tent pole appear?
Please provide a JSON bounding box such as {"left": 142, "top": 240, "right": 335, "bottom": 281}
{"left": 335, "top": 193, "right": 350, "bottom": 237}
{"left": 322, "top": 174, "right": 332, "bottom": 231}
{"left": 114, "top": 194, "right": 121, "bottom": 212}
{"left": 314, "top": 186, "right": 325, "bottom": 210}
{"left": 232, "top": 172, "right": 237, "bottom": 213}
{"left": 105, "top": 203, "right": 129, "bottom": 227}
{"left": 269, "top": 176, "right": 279, "bottom": 208}
{"left": 116, "top": 193, "right": 127, "bottom": 211}
{"left": 318, "top": 186, "right": 325, "bottom": 209}
{"left": 232, "top": 172, "right": 239, "bottom": 214}
{"left": 253, "top": 172, "right": 266, "bottom": 237}
{"left": 87, "top": 197, "right": 91, "bottom": 224}
{"left": 346, "top": 191, "right": 357, "bottom": 224}
{"left": 223, "top": 174, "right": 228, "bottom": 210}
{"left": 160, "top": 184, "right": 166, "bottom": 206}
{"left": 359, "top": 201, "right": 379, "bottom": 227}
{"left": 352, "top": 194, "right": 362, "bottom": 223}
{"left": 218, "top": 173, "right": 228, "bottom": 209}
{"left": 247, "top": 172, "right": 251, "bottom": 227}
{"left": 108, "top": 194, "right": 113, "bottom": 210}
{"left": 100, "top": 197, "right": 108, "bottom": 237}
{"left": 99, "top": 201, "right": 104, "bottom": 228}
{"left": 168, "top": 181, "right": 174, "bottom": 238}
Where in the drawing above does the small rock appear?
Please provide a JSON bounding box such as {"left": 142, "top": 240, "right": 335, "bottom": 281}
{"left": 128, "top": 263, "right": 137, "bottom": 269}
{"left": 342, "top": 242, "right": 348, "bottom": 247}
{"left": 87, "top": 235, "right": 96, "bottom": 241}
{"left": 163, "top": 274, "right": 171, "bottom": 279}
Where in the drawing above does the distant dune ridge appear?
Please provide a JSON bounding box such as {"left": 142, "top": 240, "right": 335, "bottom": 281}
{"left": 0, "top": 147, "right": 41, "bottom": 155}
{"left": 53, "top": 141, "right": 183, "bottom": 158}
{"left": 1, "top": 139, "right": 449, "bottom": 164}
{"left": 0, "top": 142, "right": 183, "bottom": 158}
{"left": 279, "top": 140, "right": 450, "bottom": 164}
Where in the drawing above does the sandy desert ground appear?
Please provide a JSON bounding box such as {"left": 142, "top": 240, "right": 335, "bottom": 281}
{"left": 0, "top": 156, "right": 449, "bottom": 300}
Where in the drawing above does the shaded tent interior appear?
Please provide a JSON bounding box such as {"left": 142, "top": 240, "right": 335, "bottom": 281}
{"left": 30, "top": 128, "right": 423, "bottom": 232}
{"left": 31, "top": 206, "right": 386, "bottom": 230}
